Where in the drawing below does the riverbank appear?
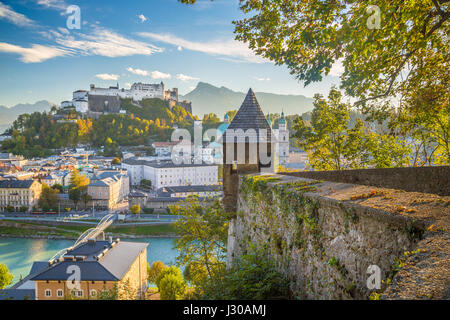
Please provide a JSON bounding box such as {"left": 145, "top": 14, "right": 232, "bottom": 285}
{"left": 0, "top": 220, "right": 177, "bottom": 240}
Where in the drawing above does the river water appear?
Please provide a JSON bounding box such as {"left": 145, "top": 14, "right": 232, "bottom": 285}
{"left": 0, "top": 237, "right": 180, "bottom": 287}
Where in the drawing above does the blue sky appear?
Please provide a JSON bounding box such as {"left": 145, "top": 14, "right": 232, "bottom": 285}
{"left": 0, "top": 0, "right": 342, "bottom": 108}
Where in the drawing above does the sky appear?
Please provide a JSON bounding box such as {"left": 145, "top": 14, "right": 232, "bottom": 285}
{"left": 0, "top": 0, "right": 342, "bottom": 108}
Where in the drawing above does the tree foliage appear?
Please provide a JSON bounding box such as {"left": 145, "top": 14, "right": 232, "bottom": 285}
{"left": 159, "top": 271, "right": 187, "bottom": 300}
{"left": 147, "top": 261, "right": 167, "bottom": 283}
{"left": 293, "top": 88, "right": 411, "bottom": 170}
{"left": 130, "top": 204, "right": 141, "bottom": 215}
{"left": 171, "top": 196, "right": 228, "bottom": 279}
{"left": 0, "top": 263, "right": 13, "bottom": 289}
{"left": 38, "top": 184, "right": 59, "bottom": 212}
{"left": 2, "top": 98, "right": 194, "bottom": 158}
{"left": 199, "top": 245, "right": 290, "bottom": 300}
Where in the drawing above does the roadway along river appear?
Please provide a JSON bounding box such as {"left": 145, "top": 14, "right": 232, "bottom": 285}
{"left": 0, "top": 237, "right": 180, "bottom": 288}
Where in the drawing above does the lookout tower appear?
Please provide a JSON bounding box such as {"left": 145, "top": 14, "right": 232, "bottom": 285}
{"left": 222, "top": 88, "right": 276, "bottom": 212}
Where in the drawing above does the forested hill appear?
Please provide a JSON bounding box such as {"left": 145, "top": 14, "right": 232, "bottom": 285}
{"left": 0, "top": 100, "right": 53, "bottom": 132}
{"left": 180, "top": 82, "right": 314, "bottom": 117}
{"left": 1, "top": 98, "right": 196, "bottom": 158}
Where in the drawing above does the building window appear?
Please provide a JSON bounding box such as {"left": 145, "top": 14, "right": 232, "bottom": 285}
{"left": 77, "top": 290, "right": 83, "bottom": 297}
{"left": 90, "top": 289, "right": 97, "bottom": 297}
{"left": 45, "top": 289, "right": 51, "bottom": 297}
{"left": 57, "top": 289, "right": 63, "bottom": 297}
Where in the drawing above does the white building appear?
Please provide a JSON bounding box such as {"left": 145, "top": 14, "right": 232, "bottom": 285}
{"left": 122, "top": 158, "right": 218, "bottom": 189}
{"left": 271, "top": 112, "right": 290, "bottom": 165}
{"left": 61, "top": 82, "right": 180, "bottom": 114}
{"left": 89, "top": 82, "right": 177, "bottom": 102}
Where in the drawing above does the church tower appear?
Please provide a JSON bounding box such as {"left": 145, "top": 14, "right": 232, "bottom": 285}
{"left": 277, "top": 111, "right": 289, "bottom": 165}
{"left": 222, "top": 88, "right": 276, "bottom": 212}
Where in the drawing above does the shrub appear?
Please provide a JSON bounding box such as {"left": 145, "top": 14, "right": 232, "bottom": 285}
{"left": 147, "top": 261, "right": 167, "bottom": 283}
{"left": 0, "top": 263, "right": 13, "bottom": 289}
{"left": 159, "top": 273, "right": 187, "bottom": 300}
{"left": 200, "top": 246, "right": 290, "bottom": 300}
{"left": 155, "top": 266, "right": 182, "bottom": 290}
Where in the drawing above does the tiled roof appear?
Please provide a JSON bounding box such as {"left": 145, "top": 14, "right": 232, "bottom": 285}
{"left": 30, "top": 240, "right": 148, "bottom": 282}
{"left": 0, "top": 180, "right": 36, "bottom": 188}
{"left": 0, "top": 289, "right": 35, "bottom": 300}
{"left": 223, "top": 88, "right": 273, "bottom": 143}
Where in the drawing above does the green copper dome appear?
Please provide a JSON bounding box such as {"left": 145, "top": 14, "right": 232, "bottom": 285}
{"left": 279, "top": 111, "right": 286, "bottom": 124}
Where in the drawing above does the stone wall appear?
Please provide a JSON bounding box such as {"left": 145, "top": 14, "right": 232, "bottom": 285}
{"left": 283, "top": 166, "right": 450, "bottom": 196}
{"left": 228, "top": 173, "right": 449, "bottom": 299}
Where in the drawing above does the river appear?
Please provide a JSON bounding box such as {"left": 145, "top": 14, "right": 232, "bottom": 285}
{"left": 0, "top": 237, "right": 180, "bottom": 288}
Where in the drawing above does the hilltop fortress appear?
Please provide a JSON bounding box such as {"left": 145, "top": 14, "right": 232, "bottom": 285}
{"left": 61, "top": 82, "right": 192, "bottom": 115}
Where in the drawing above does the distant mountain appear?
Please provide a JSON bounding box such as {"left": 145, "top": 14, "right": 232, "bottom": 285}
{"left": 180, "top": 82, "right": 314, "bottom": 118}
{"left": 0, "top": 100, "right": 53, "bottom": 132}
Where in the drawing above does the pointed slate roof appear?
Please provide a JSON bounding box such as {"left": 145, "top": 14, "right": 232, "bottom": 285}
{"left": 223, "top": 88, "right": 273, "bottom": 143}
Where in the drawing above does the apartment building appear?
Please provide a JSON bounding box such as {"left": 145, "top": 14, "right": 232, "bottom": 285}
{"left": 87, "top": 171, "right": 129, "bottom": 210}
{"left": 30, "top": 238, "right": 148, "bottom": 300}
{"left": 0, "top": 180, "right": 42, "bottom": 211}
{"left": 122, "top": 158, "right": 218, "bottom": 189}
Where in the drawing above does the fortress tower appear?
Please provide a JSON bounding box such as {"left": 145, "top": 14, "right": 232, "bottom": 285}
{"left": 222, "top": 88, "right": 276, "bottom": 212}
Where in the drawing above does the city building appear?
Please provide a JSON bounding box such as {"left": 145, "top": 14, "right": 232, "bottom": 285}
{"left": 30, "top": 238, "right": 148, "bottom": 300}
{"left": 0, "top": 180, "right": 42, "bottom": 212}
{"left": 122, "top": 158, "right": 218, "bottom": 189}
{"left": 272, "top": 111, "right": 290, "bottom": 165}
{"left": 61, "top": 82, "right": 190, "bottom": 115}
{"left": 87, "top": 171, "right": 129, "bottom": 210}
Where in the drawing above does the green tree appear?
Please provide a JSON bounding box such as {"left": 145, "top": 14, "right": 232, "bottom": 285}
{"left": 148, "top": 261, "right": 167, "bottom": 283}
{"left": 171, "top": 196, "right": 228, "bottom": 278}
{"left": 38, "top": 184, "right": 59, "bottom": 212}
{"left": 0, "top": 263, "right": 13, "bottom": 289}
{"left": 53, "top": 184, "right": 64, "bottom": 193}
{"left": 293, "top": 88, "right": 411, "bottom": 170}
{"left": 159, "top": 273, "right": 187, "bottom": 300}
{"left": 155, "top": 266, "right": 182, "bottom": 289}
{"left": 199, "top": 246, "right": 290, "bottom": 300}
{"left": 130, "top": 204, "right": 141, "bottom": 215}
{"left": 68, "top": 169, "right": 89, "bottom": 210}
{"left": 183, "top": 261, "right": 208, "bottom": 287}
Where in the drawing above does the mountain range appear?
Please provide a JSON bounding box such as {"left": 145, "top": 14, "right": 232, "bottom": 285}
{"left": 180, "top": 82, "right": 314, "bottom": 118}
{"left": 0, "top": 100, "right": 53, "bottom": 133}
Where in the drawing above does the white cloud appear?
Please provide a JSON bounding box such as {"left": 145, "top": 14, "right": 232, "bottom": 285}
{"left": 54, "top": 27, "right": 163, "bottom": 58}
{"left": 126, "top": 67, "right": 149, "bottom": 76}
{"left": 95, "top": 73, "right": 119, "bottom": 81}
{"left": 0, "top": 42, "right": 69, "bottom": 63}
{"left": 329, "top": 58, "right": 344, "bottom": 77}
{"left": 151, "top": 71, "right": 171, "bottom": 79}
{"left": 0, "top": 3, "right": 34, "bottom": 27}
{"left": 254, "top": 77, "right": 270, "bottom": 81}
{"left": 0, "top": 26, "right": 163, "bottom": 63}
{"left": 176, "top": 74, "right": 199, "bottom": 82}
{"left": 37, "top": 0, "right": 68, "bottom": 11}
{"left": 177, "top": 46, "right": 182, "bottom": 51}
{"left": 138, "top": 14, "right": 147, "bottom": 23}
{"left": 138, "top": 32, "right": 266, "bottom": 63}
{"left": 124, "top": 82, "right": 132, "bottom": 89}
